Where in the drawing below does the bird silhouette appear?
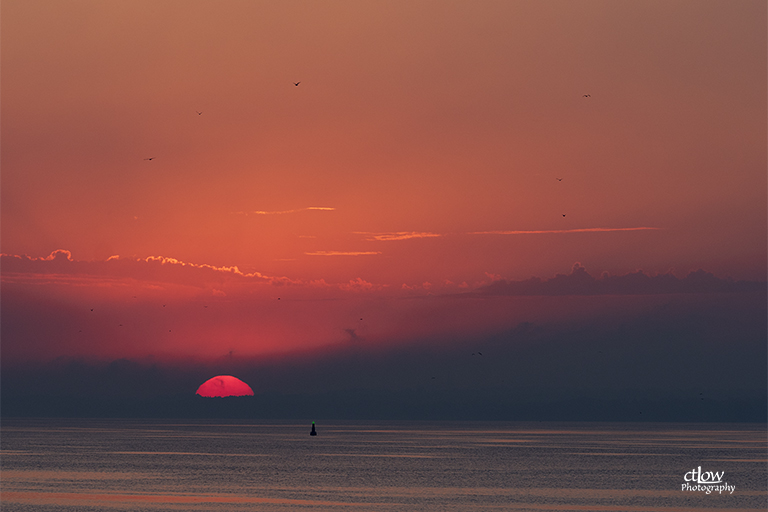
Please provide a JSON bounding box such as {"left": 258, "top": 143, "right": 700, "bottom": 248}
{"left": 144, "top": 157, "right": 154, "bottom": 161}
{"left": 294, "top": 82, "right": 301, "bottom": 86}
{"left": 556, "top": 178, "right": 563, "bottom": 181}
{"left": 196, "top": 111, "right": 202, "bottom": 115}
{"left": 562, "top": 214, "right": 566, "bottom": 217}
{"left": 583, "top": 94, "right": 591, "bottom": 97}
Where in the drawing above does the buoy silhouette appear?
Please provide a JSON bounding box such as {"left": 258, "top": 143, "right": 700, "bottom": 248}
{"left": 310, "top": 422, "right": 317, "bottom": 436}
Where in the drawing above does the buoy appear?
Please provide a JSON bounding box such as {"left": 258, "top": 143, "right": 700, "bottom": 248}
{"left": 310, "top": 422, "right": 317, "bottom": 436}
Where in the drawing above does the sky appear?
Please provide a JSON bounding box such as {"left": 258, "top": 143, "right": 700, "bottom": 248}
{"left": 1, "top": 0, "right": 766, "bottom": 420}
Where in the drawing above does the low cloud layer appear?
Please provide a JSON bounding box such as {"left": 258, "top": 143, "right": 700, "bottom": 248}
{"left": 2, "top": 252, "right": 764, "bottom": 299}
{"left": 0, "top": 250, "right": 291, "bottom": 289}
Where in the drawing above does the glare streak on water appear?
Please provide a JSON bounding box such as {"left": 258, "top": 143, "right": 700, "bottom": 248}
{"left": 1, "top": 419, "right": 765, "bottom": 512}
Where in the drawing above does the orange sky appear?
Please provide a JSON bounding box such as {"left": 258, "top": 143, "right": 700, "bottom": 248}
{"left": 1, "top": 0, "right": 766, "bottom": 361}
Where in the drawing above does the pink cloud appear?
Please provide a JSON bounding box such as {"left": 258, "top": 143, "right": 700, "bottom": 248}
{"left": 232, "top": 207, "right": 335, "bottom": 215}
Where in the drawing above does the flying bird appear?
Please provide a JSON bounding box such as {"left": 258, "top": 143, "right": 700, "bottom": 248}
{"left": 294, "top": 82, "right": 301, "bottom": 86}
{"left": 562, "top": 214, "right": 566, "bottom": 217}
{"left": 144, "top": 157, "right": 155, "bottom": 161}
{"left": 196, "top": 111, "right": 202, "bottom": 115}
{"left": 583, "top": 94, "right": 591, "bottom": 97}
{"left": 556, "top": 178, "right": 563, "bottom": 181}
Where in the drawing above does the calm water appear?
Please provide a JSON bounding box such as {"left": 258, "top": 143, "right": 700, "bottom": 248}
{"left": 1, "top": 419, "right": 765, "bottom": 511}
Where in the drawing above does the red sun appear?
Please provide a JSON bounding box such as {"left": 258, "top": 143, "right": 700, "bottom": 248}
{"left": 196, "top": 375, "right": 254, "bottom": 397}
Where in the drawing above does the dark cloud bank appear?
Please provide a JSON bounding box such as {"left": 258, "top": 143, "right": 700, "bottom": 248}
{"left": 478, "top": 263, "right": 764, "bottom": 296}
{"left": 3, "top": 286, "right": 765, "bottom": 423}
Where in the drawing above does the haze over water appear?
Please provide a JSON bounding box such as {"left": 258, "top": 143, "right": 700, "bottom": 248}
{"left": 2, "top": 419, "right": 766, "bottom": 511}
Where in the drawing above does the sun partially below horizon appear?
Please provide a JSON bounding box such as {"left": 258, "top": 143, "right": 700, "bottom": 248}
{"left": 196, "top": 375, "right": 254, "bottom": 398}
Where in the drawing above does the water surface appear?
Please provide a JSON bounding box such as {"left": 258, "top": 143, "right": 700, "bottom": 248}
{"left": 1, "top": 419, "right": 765, "bottom": 511}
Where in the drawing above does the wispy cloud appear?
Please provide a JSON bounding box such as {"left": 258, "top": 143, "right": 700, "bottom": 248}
{"left": 470, "top": 227, "right": 661, "bottom": 235}
{"left": 139, "top": 255, "right": 277, "bottom": 280}
{"left": 355, "top": 231, "right": 443, "bottom": 241}
{"left": 354, "top": 227, "right": 660, "bottom": 241}
{"left": 232, "top": 207, "right": 335, "bottom": 216}
{"left": 305, "top": 251, "right": 382, "bottom": 256}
